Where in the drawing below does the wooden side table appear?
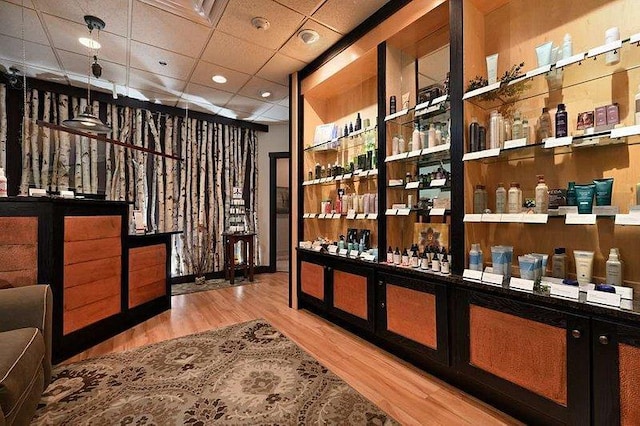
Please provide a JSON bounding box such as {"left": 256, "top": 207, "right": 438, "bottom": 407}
{"left": 222, "top": 232, "right": 255, "bottom": 285}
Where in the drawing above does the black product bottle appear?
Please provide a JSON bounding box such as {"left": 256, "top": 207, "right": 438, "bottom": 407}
{"left": 349, "top": 122, "right": 354, "bottom": 134}
{"left": 387, "top": 246, "right": 394, "bottom": 263}
{"left": 355, "top": 113, "right": 362, "bottom": 131}
{"left": 555, "top": 103, "right": 568, "bottom": 137}
{"left": 390, "top": 96, "right": 397, "bottom": 114}
{"left": 393, "top": 247, "right": 401, "bottom": 265}
{"left": 343, "top": 124, "right": 349, "bottom": 137}
{"left": 478, "top": 126, "right": 487, "bottom": 151}
{"left": 469, "top": 117, "right": 480, "bottom": 152}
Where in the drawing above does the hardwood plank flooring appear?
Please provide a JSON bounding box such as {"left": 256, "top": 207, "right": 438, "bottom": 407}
{"left": 65, "top": 272, "right": 521, "bottom": 426}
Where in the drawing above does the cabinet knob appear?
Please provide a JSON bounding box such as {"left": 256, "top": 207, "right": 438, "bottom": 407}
{"left": 599, "top": 335, "right": 609, "bottom": 345}
{"left": 380, "top": 302, "right": 385, "bottom": 309}
{"left": 326, "top": 267, "right": 332, "bottom": 272}
{"left": 378, "top": 280, "right": 383, "bottom": 287}
{"left": 571, "top": 329, "right": 581, "bottom": 339}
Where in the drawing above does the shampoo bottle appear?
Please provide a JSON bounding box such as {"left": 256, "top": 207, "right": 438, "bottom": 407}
{"left": 507, "top": 182, "right": 522, "bottom": 213}
{"left": 555, "top": 103, "right": 568, "bottom": 137}
{"left": 412, "top": 124, "right": 421, "bottom": 151}
{"left": 469, "top": 117, "right": 480, "bottom": 152}
{"left": 567, "top": 181, "right": 577, "bottom": 206}
{"left": 538, "top": 108, "right": 552, "bottom": 141}
{"left": 535, "top": 174, "right": 549, "bottom": 213}
{"left": 552, "top": 247, "right": 566, "bottom": 279}
{"left": 428, "top": 124, "right": 437, "bottom": 148}
{"left": 0, "top": 168, "right": 6, "bottom": 197}
{"left": 512, "top": 111, "right": 522, "bottom": 140}
{"left": 562, "top": 33, "right": 573, "bottom": 59}
{"left": 495, "top": 182, "right": 507, "bottom": 213}
{"left": 469, "top": 244, "right": 479, "bottom": 270}
{"left": 522, "top": 119, "right": 530, "bottom": 144}
{"left": 606, "top": 248, "right": 623, "bottom": 285}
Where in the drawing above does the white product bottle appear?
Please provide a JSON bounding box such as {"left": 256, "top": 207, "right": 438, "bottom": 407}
{"left": 605, "top": 27, "right": 620, "bottom": 65}
{"left": 606, "top": 248, "right": 622, "bottom": 285}
{"left": 412, "top": 124, "right": 421, "bottom": 151}
{"left": 534, "top": 174, "right": 549, "bottom": 213}
{"left": 0, "top": 168, "right": 6, "bottom": 197}
{"left": 635, "top": 84, "right": 640, "bottom": 125}
{"left": 563, "top": 33, "right": 572, "bottom": 60}
{"left": 428, "top": 124, "right": 437, "bottom": 148}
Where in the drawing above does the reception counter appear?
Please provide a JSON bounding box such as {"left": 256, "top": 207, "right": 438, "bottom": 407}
{"left": 0, "top": 197, "right": 177, "bottom": 362}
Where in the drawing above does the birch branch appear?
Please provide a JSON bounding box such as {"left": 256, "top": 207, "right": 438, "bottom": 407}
{"left": 57, "top": 94, "right": 70, "bottom": 191}
{"left": 41, "top": 92, "right": 51, "bottom": 190}
{"left": 90, "top": 100, "right": 99, "bottom": 193}
{"left": 19, "top": 90, "right": 32, "bottom": 194}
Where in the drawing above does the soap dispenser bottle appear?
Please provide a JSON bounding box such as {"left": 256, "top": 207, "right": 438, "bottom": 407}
{"left": 606, "top": 248, "right": 622, "bottom": 285}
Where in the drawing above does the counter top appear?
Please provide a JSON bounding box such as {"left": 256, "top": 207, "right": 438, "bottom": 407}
{"left": 0, "top": 196, "right": 132, "bottom": 206}
{"left": 128, "top": 231, "right": 183, "bottom": 238}
{"left": 297, "top": 247, "right": 640, "bottom": 324}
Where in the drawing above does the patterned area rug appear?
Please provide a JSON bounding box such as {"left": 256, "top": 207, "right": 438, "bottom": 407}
{"left": 33, "top": 320, "right": 398, "bottom": 425}
{"left": 171, "top": 277, "right": 253, "bottom": 296}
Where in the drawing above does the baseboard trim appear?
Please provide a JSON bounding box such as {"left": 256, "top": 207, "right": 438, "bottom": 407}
{"left": 170, "top": 266, "right": 274, "bottom": 285}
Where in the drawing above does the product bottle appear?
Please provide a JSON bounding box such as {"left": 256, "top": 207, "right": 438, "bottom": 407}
{"left": 635, "top": 85, "right": 640, "bottom": 125}
{"left": 469, "top": 117, "right": 480, "bottom": 152}
{"left": 0, "top": 168, "right": 6, "bottom": 198}
{"left": 495, "top": 182, "right": 507, "bottom": 213}
{"left": 355, "top": 113, "right": 362, "bottom": 131}
{"left": 507, "top": 182, "right": 522, "bottom": 213}
{"left": 411, "top": 250, "right": 419, "bottom": 268}
{"left": 398, "top": 135, "right": 406, "bottom": 153}
{"left": 412, "top": 124, "right": 421, "bottom": 152}
{"left": 605, "top": 27, "right": 621, "bottom": 65}
{"left": 606, "top": 248, "right": 623, "bottom": 285}
{"left": 538, "top": 108, "right": 552, "bottom": 141}
{"left": 567, "top": 181, "right": 577, "bottom": 206}
{"left": 393, "top": 247, "right": 401, "bottom": 265}
{"left": 441, "top": 251, "right": 450, "bottom": 274}
{"left": 522, "top": 118, "right": 530, "bottom": 144}
{"left": 428, "top": 124, "right": 437, "bottom": 148}
{"left": 401, "top": 249, "right": 409, "bottom": 266}
{"left": 390, "top": 96, "right": 397, "bottom": 114}
{"left": 512, "top": 111, "right": 522, "bottom": 140}
{"left": 469, "top": 244, "right": 479, "bottom": 271}
{"left": 473, "top": 184, "right": 488, "bottom": 213}
{"left": 435, "top": 125, "right": 442, "bottom": 145}
{"left": 503, "top": 118, "right": 512, "bottom": 142}
{"left": 479, "top": 125, "right": 487, "bottom": 150}
{"left": 535, "top": 174, "right": 549, "bottom": 213}
{"left": 555, "top": 103, "right": 568, "bottom": 137}
{"left": 421, "top": 250, "right": 430, "bottom": 269}
{"left": 563, "top": 33, "right": 573, "bottom": 59}
{"left": 489, "top": 111, "right": 499, "bottom": 149}
{"left": 386, "top": 245, "right": 393, "bottom": 262}
{"left": 552, "top": 247, "right": 567, "bottom": 279}
{"left": 392, "top": 135, "right": 399, "bottom": 155}
{"left": 419, "top": 126, "right": 426, "bottom": 149}
{"left": 431, "top": 251, "right": 440, "bottom": 272}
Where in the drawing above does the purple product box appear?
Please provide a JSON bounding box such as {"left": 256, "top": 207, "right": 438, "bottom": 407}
{"left": 595, "top": 106, "right": 607, "bottom": 127}
{"left": 606, "top": 104, "right": 619, "bottom": 125}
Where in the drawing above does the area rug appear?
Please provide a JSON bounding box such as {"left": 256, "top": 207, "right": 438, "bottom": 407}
{"left": 171, "top": 277, "right": 253, "bottom": 296}
{"left": 32, "top": 319, "right": 398, "bottom": 425}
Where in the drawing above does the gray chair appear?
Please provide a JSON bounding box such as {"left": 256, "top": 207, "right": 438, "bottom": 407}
{"left": 0, "top": 285, "right": 52, "bottom": 426}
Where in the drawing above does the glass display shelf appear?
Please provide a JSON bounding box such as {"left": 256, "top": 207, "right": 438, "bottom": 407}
{"left": 463, "top": 34, "right": 640, "bottom": 111}
{"left": 462, "top": 125, "right": 640, "bottom": 164}
{"left": 462, "top": 212, "right": 625, "bottom": 225}
{"left": 385, "top": 143, "right": 451, "bottom": 164}
{"left": 304, "top": 125, "right": 377, "bottom": 152}
{"left": 302, "top": 212, "right": 378, "bottom": 221}
{"left": 302, "top": 168, "right": 378, "bottom": 187}
{"left": 386, "top": 104, "right": 451, "bottom": 128}
{"left": 388, "top": 183, "right": 451, "bottom": 191}
{"left": 385, "top": 207, "right": 451, "bottom": 216}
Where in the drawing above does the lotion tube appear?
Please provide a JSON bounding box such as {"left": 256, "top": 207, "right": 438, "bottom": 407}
{"left": 536, "top": 41, "right": 553, "bottom": 67}
{"left": 574, "top": 250, "right": 595, "bottom": 285}
{"left": 486, "top": 54, "right": 499, "bottom": 84}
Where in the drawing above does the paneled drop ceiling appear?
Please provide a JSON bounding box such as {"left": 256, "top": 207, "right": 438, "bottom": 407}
{"left": 0, "top": 0, "right": 390, "bottom": 124}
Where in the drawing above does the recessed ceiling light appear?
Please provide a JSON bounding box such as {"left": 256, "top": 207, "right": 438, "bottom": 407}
{"left": 212, "top": 75, "right": 227, "bottom": 84}
{"left": 251, "top": 17, "right": 270, "bottom": 30}
{"left": 159, "top": 60, "right": 167, "bottom": 66}
{"left": 79, "top": 37, "right": 101, "bottom": 49}
{"left": 298, "top": 29, "right": 320, "bottom": 45}
{"left": 261, "top": 90, "right": 271, "bottom": 98}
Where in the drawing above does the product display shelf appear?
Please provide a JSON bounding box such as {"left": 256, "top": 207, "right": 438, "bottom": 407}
{"left": 384, "top": 96, "right": 450, "bottom": 124}
{"left": 304, "top": 125, "right": 377, "bottom": 152}
{"left": 462, "top": 126, "right": 640, "bottom": 163}
{"left": 302, "top": 168, "right": 378, "bottom": 187}
{"left": 463, "top": 35, "right": 640, "bottom": 111}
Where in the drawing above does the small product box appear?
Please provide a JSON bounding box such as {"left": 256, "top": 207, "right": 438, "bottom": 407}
{"left": 606, "top": 103, "right": 620, "bottom": 125}
{"left": 595, "top": 106, "right": 608, "bottom": 127}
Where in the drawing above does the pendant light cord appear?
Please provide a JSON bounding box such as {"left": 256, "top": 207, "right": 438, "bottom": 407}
{"left": 21, "top": 0, "right": 27, "bottom": 143}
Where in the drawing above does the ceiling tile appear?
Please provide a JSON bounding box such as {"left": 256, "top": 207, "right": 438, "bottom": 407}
{"left": 130, "top": 41, "right": 196, "bottom": 80}
{"left": 0, "top": 34, "right": 60, "bottom": 71}
{"left": 182, "top": 82, "right": 234, "bottom": 107}
{"left": 131, "top": 1, "right": 210, "bottom": 58}
{"left": 279, "top": 19, "right": 341, "bottom": 63}
{"left": 216, "top": 0, "right": 305, "bottom": 50}
{"left": 224, "top": 94, "right": 273, "bottom": 116}
{"left": 44, "top": 14, "right": 127, "bottom": 64}
{"left": 201, "top": 30, "right": 275, "bottom": 75}
{"left": 273, "top": 0, "right": 322, "bottom": 15}
{"left": 0, "top": 1, "right": 49, "bottom": 45}
{"left": 312, "top": 0, "right": 389, "bottom": 34}
{"left": 36, "top": 0, "right": 129, "bottom": 36}
{"left": 58, "top": 50, "right": 127, "bottom": 85}
{"left": 238, "top": 76, "right": 288, "bottom": 103}
{"left": 260, "top": 104, "right": 289, "bottom": 121}
{"left": 128, "top": 68, "right": 186, "bottom": 95}
{"left": 278, "top": 96, "right": 289, "bottom": 107}
{"left": 176, "top": 99, "right": 221, "bottom": 116}
{"left": 190, "top": 60, "right": 251, "bottom": 93}
{"left": 256, "top": 52, "right": 305, "bottom": 86}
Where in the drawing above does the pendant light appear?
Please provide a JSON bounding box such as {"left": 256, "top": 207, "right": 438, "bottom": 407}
{"left": 62, "top": 15, "right": 111, "bottom": 134}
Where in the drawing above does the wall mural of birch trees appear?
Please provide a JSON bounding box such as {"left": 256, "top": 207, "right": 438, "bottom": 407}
{"left": 1, "top": 88, "right": 259, "bottom": 276}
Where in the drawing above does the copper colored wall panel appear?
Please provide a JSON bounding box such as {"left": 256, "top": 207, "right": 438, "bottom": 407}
{"left": 333, "top": 270, "right": 368, "bottom": 320}
{"left": 0, "top": 217, "right": 37, "bottom": 288}
{"left": 386, "top": 284, "right": 437, "bottom": 349}
{"left": 300, "top": 261, "right": 324, "bottom": 300}
{"left": 619, "top": 343, "right": 640, "bottom": 425}
{"left": 469, "top": 305, "right": 568, "bottom": 406}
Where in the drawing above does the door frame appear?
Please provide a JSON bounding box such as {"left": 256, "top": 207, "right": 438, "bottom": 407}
{"left": 269, "top": 152, "right": 290, "bottom": 274}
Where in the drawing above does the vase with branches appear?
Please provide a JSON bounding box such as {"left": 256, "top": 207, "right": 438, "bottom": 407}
{"left": 182, "top": 224, "right": 211, "bottom": 284}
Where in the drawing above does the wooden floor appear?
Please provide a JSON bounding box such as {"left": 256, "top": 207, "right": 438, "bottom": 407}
{"left": 66, "top": 272, "right": 522, "bottom": 426}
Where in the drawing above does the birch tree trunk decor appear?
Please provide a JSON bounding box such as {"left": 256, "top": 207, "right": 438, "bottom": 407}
{"left": 0, "top": 84, "right": 7, "bottom": 171}
{"left": 7, "top": 91, "right": 259, "bottom": 277}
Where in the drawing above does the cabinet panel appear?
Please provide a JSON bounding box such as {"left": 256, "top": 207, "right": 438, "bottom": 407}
{"left": 300, "top": 260, "right": 325, "bottom": 301}
{"left": 469, "top": 304, "right": 567, "bottom": 406}
{"left": 619, "top": 343, "right": 640, "bottom": 425}
{"left": 387, "top": 284, "right": 437, "bottom": 349}
{"left": 332, "top": 270, "right": 368, "bottom": 320}
{"left": 0, "top": 216, "right": 38, "bottom": 288}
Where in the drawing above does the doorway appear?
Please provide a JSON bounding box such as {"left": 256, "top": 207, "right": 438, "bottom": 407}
{"left": 269, "top": 152, "right": 290, "bottom": 272}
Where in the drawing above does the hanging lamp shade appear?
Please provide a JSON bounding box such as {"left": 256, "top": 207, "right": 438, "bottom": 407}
{"left": 63, "top": 15, "right": 111, "bottom": 134}
{"left": 63, "top": 105, "right": 111, "bottom": 133}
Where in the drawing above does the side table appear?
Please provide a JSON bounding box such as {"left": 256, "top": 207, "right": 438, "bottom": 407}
{"left": 222, "top": 232, "right": 256, "bottom": 285}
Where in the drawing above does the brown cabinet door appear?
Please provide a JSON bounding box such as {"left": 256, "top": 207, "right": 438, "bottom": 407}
{"left": 299, "top": 260, "right": 325, "bottom": 303}
{"left": 328, "top": 263, "right": 374, "bottom": 332}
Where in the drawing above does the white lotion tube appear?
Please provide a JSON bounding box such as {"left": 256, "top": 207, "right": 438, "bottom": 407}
{"left": 535, "top": 41, "right": 553, "bottom": 67}
{"left": 574, "top": 250, "right": 595, "bottom": 285}
{"left": 486, "top": 53, "right": 499, "bottom": 84}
